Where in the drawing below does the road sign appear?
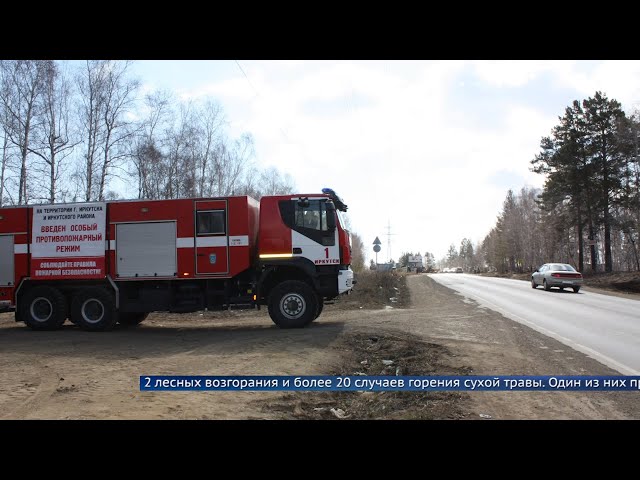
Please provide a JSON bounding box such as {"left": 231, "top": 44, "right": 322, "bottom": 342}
{"left": 373, "top": 237, "right": 381, "bottom": 245}
{"left": 585, "top": 240, "right": 597, "bottom": 246}
{"left": 373, "top": 245, "right": 381, "bottom": 253}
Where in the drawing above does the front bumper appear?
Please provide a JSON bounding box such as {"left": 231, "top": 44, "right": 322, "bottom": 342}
{"left": 338, "top": 268, "right": 354, "bottom": 294}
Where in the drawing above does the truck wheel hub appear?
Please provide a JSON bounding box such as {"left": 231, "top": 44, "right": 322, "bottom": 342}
{"left": 81, "top": 299, "right": 105, "bottom": 324}
{"left": 281, "top": 294, "right": 305, "bottom": 319}
{"left": 30, "top": 297, "right": 53, "bottom": 322}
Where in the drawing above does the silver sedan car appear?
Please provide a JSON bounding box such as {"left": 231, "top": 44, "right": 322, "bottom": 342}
{"left": 531, "top": 263, "right": 583, "bottom": 293}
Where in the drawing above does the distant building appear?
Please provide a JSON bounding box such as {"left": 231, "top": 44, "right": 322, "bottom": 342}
{"left": 374, "top": 262, "right": 396, "bottom": 272}
{"left": 407, "top": 254, "right": 424, "bottom": 271}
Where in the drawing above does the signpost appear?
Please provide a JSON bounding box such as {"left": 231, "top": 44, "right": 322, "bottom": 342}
{"left": 373, "top": 236, "right": 381, "bottom": 265}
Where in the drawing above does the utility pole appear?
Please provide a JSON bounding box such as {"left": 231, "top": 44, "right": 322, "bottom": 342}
{"left": 385, "top": 219, "right": 397, "bottom": 263}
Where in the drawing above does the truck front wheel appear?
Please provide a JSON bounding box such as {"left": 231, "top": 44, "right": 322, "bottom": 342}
{"left": 71, "top": 288, "right": 117, "bottom": 332}
{"left": 21, "top": 285, "right": 68, "bottom": 331}
{"left": 313, "top": 296, "right": 324, "bottom": 321}
{"left": 268, "top": 280, "right": 318, "bottom": 329}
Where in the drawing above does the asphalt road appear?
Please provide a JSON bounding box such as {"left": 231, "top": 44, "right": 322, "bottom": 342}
{"left": 428, "top": 273, "right": 640, "bottom": 375}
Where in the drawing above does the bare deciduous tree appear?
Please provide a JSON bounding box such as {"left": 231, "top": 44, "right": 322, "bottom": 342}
{"left": 2, "top": 61, "right": 300, "bottom": 209}
{"left": 254, "top": 165, "right": 295, "bottom": 198}
{"left": 0, "top": 124, "right": 12, "bottom": 206}
{"left": 165, "top": 101, "right": 198, "bottom": 199}
{"left": 129, "top": 97, "right": 274, "bottom": 202}
{"left": 0, "top": 60, "right": 50, "bottom": 204}
{"left": 76, "top": 60, "right": 139, "bottom": 201}
{"left": 350, "top": 231, "right": 366, "bottom": 272}
{"left": 98, "top": 61, "right": 139, "bottom": 201}
{"left": 197, "top": 100, "right": 225, "bottom": 197}
{"left": 76, "top": 60, "right": 107, "bottom": 201}
{"left": 131, "top": 90, "right": 173, "bottom": 199}
{"left": 28, "top": 62, "right": 77, "bottom": 203}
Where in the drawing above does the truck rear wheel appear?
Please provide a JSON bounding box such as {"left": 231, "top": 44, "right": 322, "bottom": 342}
{"left": 71, "top": 288, "right": 117, "bottom": 332}
{"left": 21, "top": 285, "right": 67, "bottom": 331}
{"left": 268, "top": 280, "right": 318, "bottom": 329}
{"left": 118, "top": 312, "right": 149, "bottom": 327}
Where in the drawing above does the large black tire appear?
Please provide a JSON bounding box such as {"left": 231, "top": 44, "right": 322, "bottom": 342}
{"left": 531, "top": 278, "right": 537, "bottom": 289}
{"left": 67, "top": 298, "right": 77, "bottom": 324}
{"left": 573, "top": 286, "right": 581, "bottom": 293}
{"left": 268, "top": 280, "right": 318, "bottom": 329}
{"left": 20, "top": 285, "right": 67, "bottom": 331}
{"left": 118, "top": 312, "right": 149, "bottom": 327}
{"left": 313, "top": 297, "right": 324, "bottom": 321}
{"left": 543, "top": 279, "right": 551, "bottom": 291}
{"left": 71, "top": 288, "right": 117, "bottom": 332}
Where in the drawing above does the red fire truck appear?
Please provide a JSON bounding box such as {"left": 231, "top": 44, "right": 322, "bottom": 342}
{"left": 0, "top": 188, "right": 354, "bottom": 331}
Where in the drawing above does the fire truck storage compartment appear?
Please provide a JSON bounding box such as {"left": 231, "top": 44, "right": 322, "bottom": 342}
{"left": 116, "top": 222, "right": 177, "bottom": 278}
{"left": 0, "top": 235, "right": 14, "bottom": 285}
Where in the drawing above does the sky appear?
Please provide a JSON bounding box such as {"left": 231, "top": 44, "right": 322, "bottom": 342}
{"left": 129, "top": 60, "right": 640, "bottom": 262}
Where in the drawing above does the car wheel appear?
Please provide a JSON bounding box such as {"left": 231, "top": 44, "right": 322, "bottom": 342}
{"left": 573, "top": 287, "right": 580, "bottom": 293}
{"left": 543, "top": 279, "right": 551, "bottom": 291}
{"left": 531, "top": 278, "right": 537, "bottom": 289}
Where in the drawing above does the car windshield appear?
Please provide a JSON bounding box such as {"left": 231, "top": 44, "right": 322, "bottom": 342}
{"left": 550, "top": 264, "right": 576, "bottom": 272}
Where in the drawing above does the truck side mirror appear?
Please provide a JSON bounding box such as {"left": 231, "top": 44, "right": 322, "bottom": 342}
{"left": 325, "top": 201, "right": 336, "bottom": 231}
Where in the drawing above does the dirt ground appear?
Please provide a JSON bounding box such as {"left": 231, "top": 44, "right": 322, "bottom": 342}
{"left": 1, "top": 272, "right": 638, "bottom": 420}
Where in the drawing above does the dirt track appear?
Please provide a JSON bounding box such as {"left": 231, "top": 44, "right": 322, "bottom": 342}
{"left": 1, "top": 274, "right": 638, "bottom": 419}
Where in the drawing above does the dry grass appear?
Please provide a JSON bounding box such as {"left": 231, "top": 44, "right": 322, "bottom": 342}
{"left": 333, "top": 270, "right": 411, "bottom": 310}
{"left": 265, "top": 331, "right": 471, "bottom": 420}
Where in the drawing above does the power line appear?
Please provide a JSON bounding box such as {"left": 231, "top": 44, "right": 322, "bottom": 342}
{"left": 234, "top": 60, "right": 260, "bottom": 98}
{"left": 233, "top": 60, "right": 312, "bottom": 166}
{"left": 235, "top": 60, "right": 291, "bottom": 145}
{"left": 279, "top": 128, "right": 291, "bottom": 143}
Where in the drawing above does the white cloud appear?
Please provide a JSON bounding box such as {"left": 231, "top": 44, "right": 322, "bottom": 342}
{"left": 179, "top": 76, "right": 256, "bottom": 102}
{"left": 471, "top": 60, "right": 558, "bottom": 88}
{"left": 591, "top": 61, "right": 640, "bottom": 109}
{"left": 134, "top": 60, "right": 640, "bottom": 259}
